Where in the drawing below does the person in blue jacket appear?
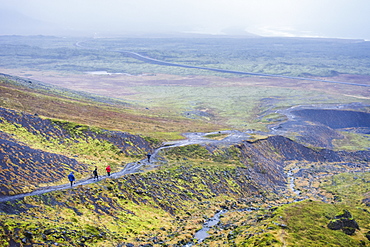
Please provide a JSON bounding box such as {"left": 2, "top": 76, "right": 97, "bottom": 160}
{"left": 68, "top": 172, "right": 75, "bottom": 187}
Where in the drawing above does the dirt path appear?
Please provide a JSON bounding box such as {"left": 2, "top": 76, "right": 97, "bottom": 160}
{"left": 0, "top": 130, "right": 251, "bottom": 203}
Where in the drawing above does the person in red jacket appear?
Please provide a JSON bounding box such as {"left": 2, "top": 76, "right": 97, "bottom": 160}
{"left": 106, "top": 165, "right": 111, "bottom": 176}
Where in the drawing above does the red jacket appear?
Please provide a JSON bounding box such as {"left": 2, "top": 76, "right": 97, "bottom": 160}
{"left": 106, "top": 166, "right": 111, "bottom": 172}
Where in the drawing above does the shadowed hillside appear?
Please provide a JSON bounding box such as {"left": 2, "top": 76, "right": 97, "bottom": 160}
{"left": 292, "top": 109, "right": 370, "bottom": 130}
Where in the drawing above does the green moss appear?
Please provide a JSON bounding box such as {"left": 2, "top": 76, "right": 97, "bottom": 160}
{"left": 244, "top": 233, "right": 281, "bottom": 246}
{"left": 269, "top": 200, "right": 369, "bottom": 246}
{"left": 51, "top": 119, "right": 90, "bottom": 137}
{"left": 321, "top": 172, "right": 370, "bottom": 206}
{"left": 163, "top": 144, "right": 210, "bottom": 160}
{"left": 333, "top": 132, "right": 370, "bottom": 151}
{"left": 204, "top": 133, "right": 229, "bottom": 140}
{"left": 142, "top": 135, "right": 162, "bottom": 146}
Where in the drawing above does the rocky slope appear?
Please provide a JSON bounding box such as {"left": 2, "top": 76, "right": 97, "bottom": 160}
{"left": 0, "top": 106, "right": 155, "bottom": 196}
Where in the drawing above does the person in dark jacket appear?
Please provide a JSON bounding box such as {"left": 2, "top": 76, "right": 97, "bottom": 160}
{"left": 106, "top": 165, "right": 111, "bottom": 176}
{"left": 147, "top": 153, "right": 151, "bottom": 163}
{"left": 93, "top": 166, "right": 99, "bottom": 180}
{"left": 68, "top": 172, "right": 75, "bottom": 187}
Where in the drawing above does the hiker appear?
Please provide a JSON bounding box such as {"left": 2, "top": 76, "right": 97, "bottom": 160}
{"left": 106, "top": 165, "right": 111, "bottom": 176}
{"left": 93, "top": 166, "right": 99, "bottom": 180}
{"left": 147, "top": 153, "right": 151, "bottom": 162}
{"left": 68, "top": 172, "right": 75, "bottom": 187}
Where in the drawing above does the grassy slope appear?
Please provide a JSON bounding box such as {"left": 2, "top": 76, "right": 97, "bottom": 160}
{"left": 0, "top": 76, "right": 221, "bottom": 140}
{"left": 0, "top": 148, "right": 264, "bottom": 246}
{"left": 0, "top": 105, "right": 156, "bottom": 195}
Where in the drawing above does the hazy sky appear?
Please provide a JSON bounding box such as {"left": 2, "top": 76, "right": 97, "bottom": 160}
{"left": 1, "top": 0, "right": 369, "bottom": 39}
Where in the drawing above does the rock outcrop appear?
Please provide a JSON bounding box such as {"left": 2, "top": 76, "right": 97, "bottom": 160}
{"left": 327, "top": 210, "right": 360, "bottom": 235}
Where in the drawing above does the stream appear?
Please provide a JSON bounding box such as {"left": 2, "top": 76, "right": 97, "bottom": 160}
{"left": 287, "top": 168, "right": 301, "bottom": 195}
{"left": 184, "top": 166, "right": 304, "bottom": 245}
{"left": 184, "top": 209, "right": 228, "bottom": 246}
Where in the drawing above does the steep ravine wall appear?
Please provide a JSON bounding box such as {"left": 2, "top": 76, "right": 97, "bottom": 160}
{"left": 237, "top": 135, "right": 370, "bottom": 190}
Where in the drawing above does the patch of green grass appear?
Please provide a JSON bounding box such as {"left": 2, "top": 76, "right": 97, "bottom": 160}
{"left": 51, "top": 119, "right": 99, "bottom": 137}
{"left": 333, "top": 132, "right": 370, "bottom": 151}
{"left": 126, "top": 85, "right": 359, "bottom": 131}
{"left": 321, "top": 172, "right": 370, "bottom": 206}
{"left": 260, "top": 113, "right": 288, "bottom": 124}
{"left": 162, "top": 144, "right": 210, "bottom": 160}
{"left": 147, "top": 131, "right": 184, "bottom": 141}
{"left": 204, "top": 133, "right": 229, "bottom": 140}
{"left": 269, "top": 200, "right": 369, "bottom": 246}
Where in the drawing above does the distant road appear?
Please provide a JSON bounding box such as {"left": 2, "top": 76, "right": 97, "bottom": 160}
{"left": 118, "top": 51, "right": 370, "bottom": 88}
{"left": 75, "top": 40, "right": 370, "bottom": 88}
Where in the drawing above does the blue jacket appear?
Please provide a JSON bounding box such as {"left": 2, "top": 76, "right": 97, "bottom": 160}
{"left": 68, "top": 172, "right": 75, "bottom": 182}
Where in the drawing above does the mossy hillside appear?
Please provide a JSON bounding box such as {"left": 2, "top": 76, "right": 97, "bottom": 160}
{"left": 1, "top": 130, "right": 370, "bottom": 246}
{"left": 0, "top": 142, "right": 277, "bottom": 246}
{"left": 321, "top": 172, "right": 370, "bottom": 207}
{"left": 0, "top": 157, "right": 267, "bottom": 246}
{"left": 0, "top": 137, "right": 90, "bottom": 196}
{"left": 223, "top": 201, "right": 370, "bottom": 247}
{"left": 203, "top": 187, "right": 370, "bottom": 246}
{"left": 0, "top": 118, "right": 124, "bottom": 161}
{"left": 0, "top": 107, "right": 155, "bottom": 195}
{"left": 191, "top": 138, "right": 370, "bottom": 246}
{"left": 333, "top": 131, "right": 370, "bottom": 151}
{"left": 161, "top": 144, "right": 243, "bottom": 166}
{"left": 271, "top": 201, "right": 369, "bottom": 246}
{"left": 0, "top": 184, "right": 176, "bottom": 247}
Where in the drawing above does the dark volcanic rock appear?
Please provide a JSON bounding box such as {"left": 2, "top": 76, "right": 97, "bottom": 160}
{"left": 292, "top": 109, "right": 370, "bottom": 129}
{"left": 327, "top": 210, "right": 359, "bottom": 235}
{"left": 238, "top": 135, "right": 370, "bottom": 192}
{"left": 0, "top": 137, "right": 89, "bottom": 196}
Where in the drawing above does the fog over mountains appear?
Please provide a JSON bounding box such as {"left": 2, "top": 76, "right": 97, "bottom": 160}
{"left": 1, "top": 0, "right": 369, "bottom": 40}
{"left": 0, "top": 9, "right": 62, "bottom": 36}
